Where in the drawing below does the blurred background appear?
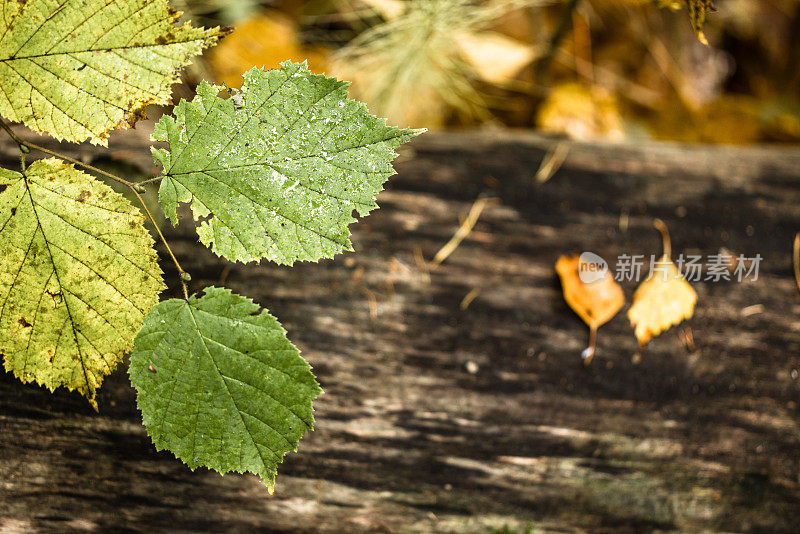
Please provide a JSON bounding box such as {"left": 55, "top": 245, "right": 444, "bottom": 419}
{"left": 172, "top": 0, "right": 800, "bottom": 144}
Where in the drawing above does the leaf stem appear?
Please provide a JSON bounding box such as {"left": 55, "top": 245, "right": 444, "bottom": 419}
{"left": 0, "top": 120, "right": 135, "bottom": 186}
{"left": 582, "top": 326, "right": 597, "bottom": 365}
{"left": 136, "top": 175, "right": 163, "bottom": 186}
{"left": 653, "top": 218, "right": 671, "bottom": 259}
{"left": 0, "top": 119, "right": 191, "bottom": 299}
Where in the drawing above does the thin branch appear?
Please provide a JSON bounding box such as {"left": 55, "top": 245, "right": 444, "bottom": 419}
{"left": 535, "top": 0, "right": 581, "bottom": 84}
{"left": 534, "top": 141, "right": 569, "bottom": 184}
{"left": 431, "top": 196, "right": 499, "bottom": 268}
{"left": 0, "top": 119, "right": 191, "bottom": 299}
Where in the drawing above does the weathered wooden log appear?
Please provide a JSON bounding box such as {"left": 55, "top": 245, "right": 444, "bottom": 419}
{"left": 1, "top": 128, "right": 799, "bottom": 533}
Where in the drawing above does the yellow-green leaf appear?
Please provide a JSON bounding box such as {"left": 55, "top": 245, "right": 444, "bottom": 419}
{"left": 628, "top": 257, "right": 697, "bottom": 348}
{"left": 0, "top": 0, "right": 224, "bottom": 145}
{"left": 0, "top": 159, "right": 164, "bottom": 407}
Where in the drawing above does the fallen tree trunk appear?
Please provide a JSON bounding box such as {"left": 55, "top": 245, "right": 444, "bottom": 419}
{"left": 1, "top": 129, "right": 799, "bottom": 533}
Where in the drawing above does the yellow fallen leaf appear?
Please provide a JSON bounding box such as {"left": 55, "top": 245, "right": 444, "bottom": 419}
{"left": 537, "top": 83, "right": 625, "bottom": 141}
{"left": 628, "top": 219, "right": 697, "bottom": 357}
{"left": 556, "top": 254, "right": 625, "bottom": 364}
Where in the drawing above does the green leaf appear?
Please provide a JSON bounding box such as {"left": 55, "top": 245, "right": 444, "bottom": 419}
{"left": 152, "top": 61, "right": 423, "bottom": 265}
{"left": 0, "top": 158, "right": 164, "bottom": 408}
{"left": 0, "top": 0, "right": 224, "bottom": 145}
{"left": 128, "top": 286, "right": 321, "bottom": 490}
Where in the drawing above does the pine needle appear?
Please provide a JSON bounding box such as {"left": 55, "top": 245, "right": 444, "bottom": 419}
{"left": 535, "top": 141, "right": 570, "bottom": 183}
{"left": 431, "top": 197, "right": 499, "bottom": 267}
{"left": 793, "top": 233, "right": 800, "bottom": 294}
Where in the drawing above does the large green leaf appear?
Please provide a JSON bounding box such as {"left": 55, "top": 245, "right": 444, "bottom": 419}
{"left": 152, "top": 61, "right": 423, "bottom": 265}
{"left": 128, "top": 286, "right": 321, "bottom": 490}
{"left": 0, "top": 158, "right": 164, "bottom": 408}
{"left": 0, "top": 0, "right": 224, "bottom": 145}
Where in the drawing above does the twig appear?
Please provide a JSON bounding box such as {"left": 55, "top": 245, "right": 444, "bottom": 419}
{"left": 678, "top": 326, "right": 696, "bottom": 353}
{"left": 0, "top": 120, "right": 190, "bottom": 299}
{"left": 431, "top": 197, "right": 499, "bottom": 267}
{"left": 534, "top": 141, "right": 569, "bottom": 184}
{"left": 535, "top": 0, "right": 581, "bottom": 83}
{"left": 793, "top": 233, "right": 800, "bottom": 295}
{"left": 741, "top": 304, "right": 764, "bottom": 317}
{"left": 618, "top": 208, "right": 629, "bottom": 233}
{"left": 362, "top": 287, "right": 378, "bottom": 319}
{"left": 460, "top": 287, "right": 481, "bottom": 310}
{"left": 412, "top": 247, "right": 431, "bottom": 284}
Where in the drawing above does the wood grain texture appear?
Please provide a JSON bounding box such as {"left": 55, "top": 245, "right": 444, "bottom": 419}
{"left": 1, "top": 128, "right": 800, "bottom": 533}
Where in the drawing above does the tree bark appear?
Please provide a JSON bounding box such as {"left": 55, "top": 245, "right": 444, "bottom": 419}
{"left": 1, "top": 129, "right": 799, "bottom": 533}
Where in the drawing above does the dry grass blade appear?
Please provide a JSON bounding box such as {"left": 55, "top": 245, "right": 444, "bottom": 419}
{"left": 431, "top": 197, "right": 499, "bottom": 267}
{"left": 535, "top": 141, "right": 570, "bottom": 183}
{"left": 794, "top": 233, "right": 800, "bottom": 294}
{"left": 460, "top": 287, "right": 481, "bottom": 310}
{"left": 328, "top": 0, "right": 548, "bottom": 127}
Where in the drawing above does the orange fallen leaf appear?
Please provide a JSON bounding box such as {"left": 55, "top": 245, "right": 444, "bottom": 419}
{"left": 628, "top": 219, "right": 697, "bottom": 359}
{"left": 208, "top": 11, "right": 327, "bottom": 89}
{"left": 556, "top": 254, "right": 625, "bottom": 364}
